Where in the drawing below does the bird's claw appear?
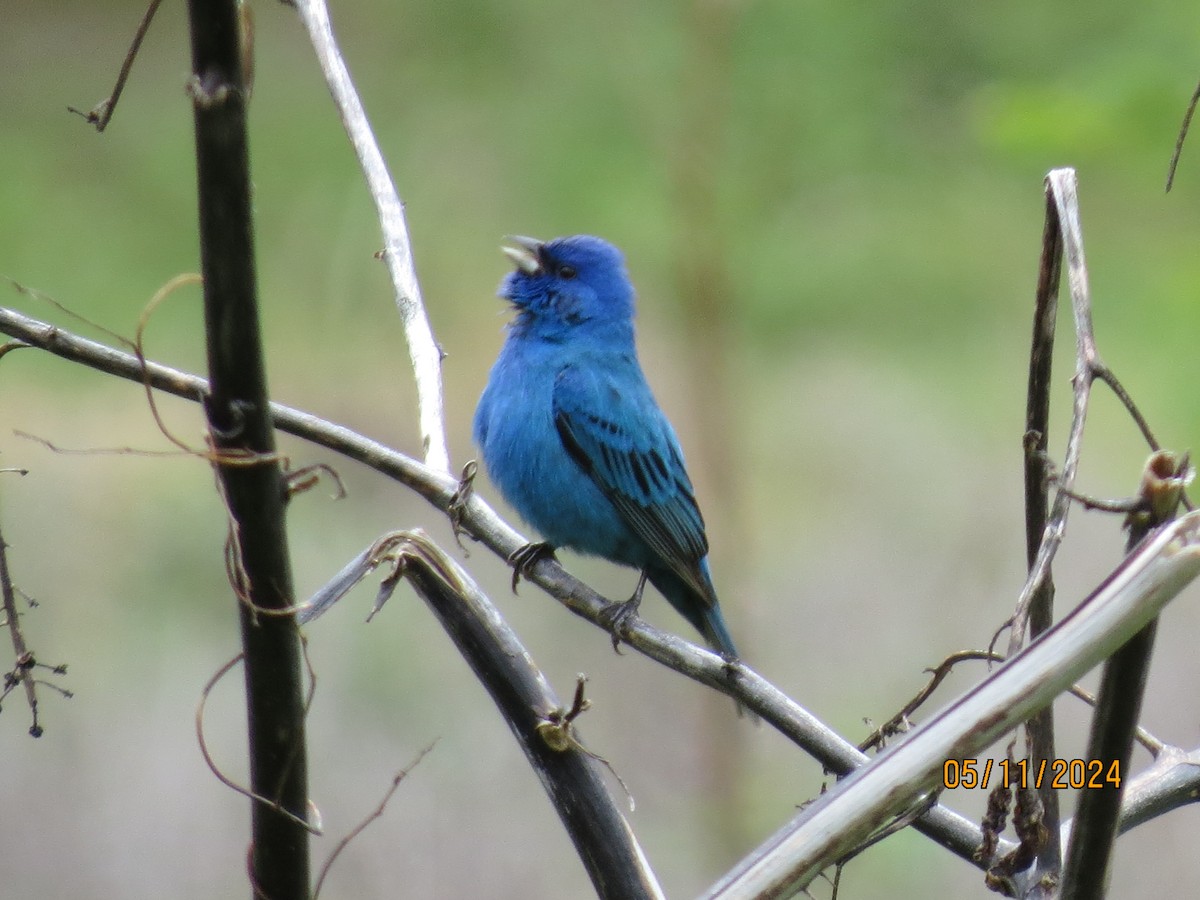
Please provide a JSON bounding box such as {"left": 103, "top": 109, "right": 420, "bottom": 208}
{"left": 447, "top": 460, "right": 478, "bottom": 552}
{"left": 598, "top": 596, "right": 641, "bottom": 654}
{"left": 598, "top": 572, "right": 648, "bottom": 654}
{"left": 507, "top": 541, "right": 557, "bottom": 593}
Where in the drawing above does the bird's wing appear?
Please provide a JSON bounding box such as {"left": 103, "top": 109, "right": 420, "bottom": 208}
{"left": 552, "top": 362, "right": 716, "bottom": 608}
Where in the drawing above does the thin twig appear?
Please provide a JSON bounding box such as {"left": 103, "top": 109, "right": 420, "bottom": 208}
{"left": 859, "top": 650, "right": 1003, "bottom": 753}
{"left": 290, "top": 0, "right": 450, "bottom": 473}
{"left": 1011, "top": 169, "right": 1100, "bottom": 654}
{"left": 861, "top": 650, "right": 1165, "bottom": 760}
{"left": 4, "top": 275, "right": 276, "bottom": 471}
{"left": 68, "top": 0, "right": 164, "bottom": 132}
{"left": 1011, "top": 168, "right": 1091, "bottom": 874}
{"left": 312, "top": 740, "right": 438, "bottom": 899}
{"left": 1166, "top": 78, "right": 1200, "bottom": 192}
{"left": 0, "top": 518, "right": 58, "bottom": 737}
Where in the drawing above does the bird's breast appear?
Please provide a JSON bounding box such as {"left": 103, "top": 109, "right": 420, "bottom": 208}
{"left": 476, "top": 346, "right": 644, "bottom": 563}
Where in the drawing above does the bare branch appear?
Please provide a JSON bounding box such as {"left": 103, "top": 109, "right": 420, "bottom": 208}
{"left": 0, "top": 516, "right": 70, "bottom": 737}
{"left": 1009, "top": 168, "right": 1177, "bottom": 880}
{"left": 1059, "top": 451, "right": 1190, "bottom": 900}
{"left": 1012, "top": 166, "right": 1090, "bottom": 872}
{"left": 13, "top": 290, "right": 1200, "bottom": 890}
{"left": 1012, "top": 168, "right": 1098, "bottom": 654}
{"left": 705, "top": 513, "right": 1200, "bottom": 898}
{"left": 370, "top": 531, "right": 665, "bottom": 899}
{"left": 1071, "top": 744, "right": 1200, "bottom": 841}
{"left": 290, "top": 0, "right": 450, "bottom": 473}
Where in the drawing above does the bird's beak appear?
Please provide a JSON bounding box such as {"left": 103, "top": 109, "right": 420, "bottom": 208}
{"left": 502, "top": 235, "right": 543, "bottom": 274}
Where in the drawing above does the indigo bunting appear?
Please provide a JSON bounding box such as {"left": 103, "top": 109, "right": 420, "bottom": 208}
{"left": 473, "top": 234, "right": 740, "bottom": 658}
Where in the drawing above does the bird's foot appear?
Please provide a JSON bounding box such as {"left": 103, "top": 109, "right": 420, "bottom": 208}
{"left": 598, "top": 598, "right": 640, "bottom": 654}
{"left": 507, "top": 541, "right": 557, "bottom": 593}
{"left": 447, "top": 460, "right": 478, "bottom": 552}
{"left": 598, "top": 572, "right": 649, "bottom": 654}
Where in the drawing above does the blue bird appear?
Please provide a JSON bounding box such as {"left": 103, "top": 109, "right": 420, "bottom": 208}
{"left": 473, "top": 234, "right": 740, "bottom": 659}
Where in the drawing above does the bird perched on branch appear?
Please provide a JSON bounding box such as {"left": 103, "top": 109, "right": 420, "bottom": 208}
{"left": 473, "top": 234, "right": 740, "bottom": 659}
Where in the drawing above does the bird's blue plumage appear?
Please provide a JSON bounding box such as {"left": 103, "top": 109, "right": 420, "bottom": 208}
{"left": 473, "top": 235, "right": 739, "bottom": 658}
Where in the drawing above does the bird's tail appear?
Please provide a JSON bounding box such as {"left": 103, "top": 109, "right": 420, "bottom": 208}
{"left": 646, "top": 563, "right": 756, "bottom": 718}
{"left": 697, "top": 601, "right": 740, "bottom": 660}
{"left": 647, "top": 562, "right": 739, "bottom": 658}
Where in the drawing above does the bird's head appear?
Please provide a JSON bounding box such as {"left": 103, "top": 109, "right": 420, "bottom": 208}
{"left": 498, "top": 235, "right": 635, "bottom": 338}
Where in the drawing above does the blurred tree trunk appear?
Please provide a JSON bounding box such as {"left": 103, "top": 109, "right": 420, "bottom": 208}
{"left": 669, "top": 0, "right": 753, "bottom": 864}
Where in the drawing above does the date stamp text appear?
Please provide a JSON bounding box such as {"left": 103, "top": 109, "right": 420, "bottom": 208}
{"left": 942, "top": 758, "right": 1121, "bottom": 791}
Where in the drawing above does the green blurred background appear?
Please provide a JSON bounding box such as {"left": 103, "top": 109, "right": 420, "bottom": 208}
{"left": 4, "top": 1, "right": 1200, "bottom": 897}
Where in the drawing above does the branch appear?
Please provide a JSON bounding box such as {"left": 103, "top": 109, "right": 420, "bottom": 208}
{"left": 705, "top": 512, "right": 1200, "bottom": 898}
{"left": 1059, "top": 451, "right": 1190, "bottom": 900}
{"left": 338, "top": 531, "right": 666, "bottom": 899}
{"left": 0, "top": 305, "right": 995, "bottom": 868}
{"left": 1069, "top": 744, "right": 1200, "bottom": 841}
{"left": 1013, "top": 169, "right": 1098, "bottom": 651}
{"left": 10, "top": 304, "right": 1200, "bottom": 889}
{"left": 0, "top": 513, "right": 67, "bottom": 738}
{"left": 1166, "top": 77, "right": 1200, "bottom": 192}
{"left": 290, "top": 0, "right": 449, "bottom": 473}
{"left": 1013, "top": 167, "right": 1075, "bottom": 872}
{"left": 1010, "top": 167, "right": 1172, "bottom": 880}
{"left": 184, "top": 2, "right": 310, "bottom": 896}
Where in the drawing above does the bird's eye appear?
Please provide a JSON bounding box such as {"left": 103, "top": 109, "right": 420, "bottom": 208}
{"left": 558, "top": 264, "right": 577, "bottom": 280}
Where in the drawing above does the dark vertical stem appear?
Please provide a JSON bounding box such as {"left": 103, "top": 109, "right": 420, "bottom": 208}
{"left": 184, "top": 3, "right": 310, "bottom": 897}
{"left": 1022, "top": 188, "right": 1065, "bottom": 872}
{"left": 1025, "top": 188, "right": 1063, "bottom": 571}
{"left": 1060, "top": 462, "right": 1180, "bottom": 900}
{"left": 1058, "top": 622, "right": 1155, "bottom": 900}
